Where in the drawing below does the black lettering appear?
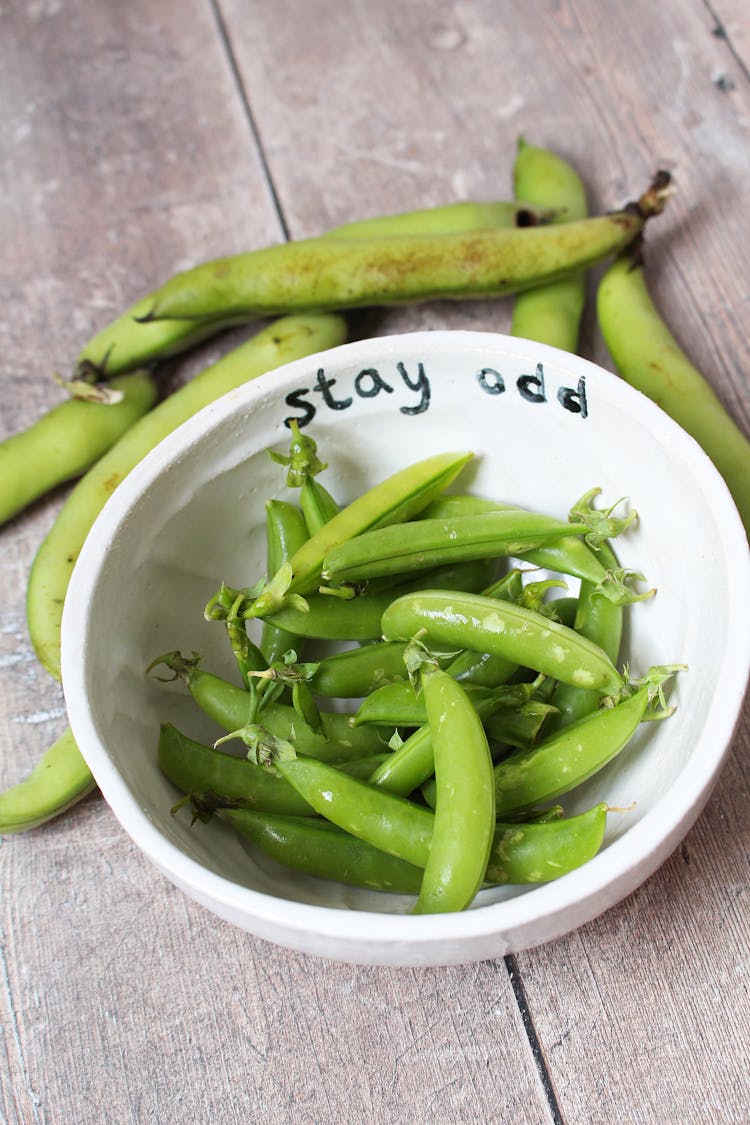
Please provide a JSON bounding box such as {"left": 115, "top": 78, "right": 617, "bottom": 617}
{"left": 396, "top": 361, "right": 430, "bottom": 415}
{"left": 313, "top": 367, "right": 352, "bottom": 410}
{"left": 476, "top": 367, "right": 505, "bottom": 395}
{"left": 284, "top": 387, "right": 316, "bottom": 429}
{"left": 354, "top": 367, "right": 394, "bottom": 399}
{"left": 557, "top": 376, "right": 588, "bottom": 418}
{"left": 517, "top": 362, "right": 546, "bottom": 404}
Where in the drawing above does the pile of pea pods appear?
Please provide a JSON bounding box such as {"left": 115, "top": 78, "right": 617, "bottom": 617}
{"left": 152, "top": 426, "right": 681, "bottom": 914}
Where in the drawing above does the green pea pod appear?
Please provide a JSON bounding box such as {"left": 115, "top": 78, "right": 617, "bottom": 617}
{"left": 0, "top": 729, "right": 96, "bottom": 834}
{"left": 148, "top": 653, "right": 386, "bottom": 760}
{"left": 484, "top": 804, "right": 607, "bottom": 884}
{"left": 270, "top": 755, "right": 608, "bottom": 892}
{"left": 140, "top": 176, "right": 670, "bottom": 322}
{"left": 510, "top": 138, "right": 588, "bottom": 353}
{"left": 413, "top": 666, "right": 495, "bottom": 914}
{"left": 320, "top": 509, "right": 590, "bottom": 585}
{"left": 74, "top": 200, "right": 550, "bottom": 380}
{"left": 419, "top": 494, "right": 622, "bottom": 593}
{"left": 300, "top": 477, "right": 339, "bottom": 536}
{"left": 309, "top": 642, "right": 410, "bottom": 698}
{"left": 158, "top": 723, "right": 316, "bottom": 816}
{"left": 28, "top": 314, "right": 348, "bottom": 682}
{"left": 598, "top": 242, "right": 750, "bottom": 536}
{"left": 260, "top": 499, "right": 310, "bottom": 664}
{"left": 222, "top": 809, "right": 425, "bottom": 894}
{"left": 550, "top": 540, "right": 624, "bottom": 726}
{"left": 247, "top": 449, "right": 474, "bottom": 616}
{"left": 382, "top": 590, "right": 624, "bottom": 697}
{"left": 327, "top": 199, "right": 556, "bottom": 240}
{"left": 493, "top": 684, "right": 654, "bottom": 816}
{"left": 225, "top": 803, "right": 607, "bottom": 891}
{"left": 0, "top": 370, "right": 158, "bottom": 528}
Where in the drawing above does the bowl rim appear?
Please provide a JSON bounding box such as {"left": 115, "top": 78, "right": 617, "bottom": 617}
{"left": 62, "top": 329, "right": 750, "bottom": 954}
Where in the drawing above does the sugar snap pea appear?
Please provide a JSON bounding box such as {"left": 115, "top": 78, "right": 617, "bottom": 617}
{"left": 510, "top": 137, "right": 589, "bottom": 352}
{"left": 381, "top": 589, "right": 625, "bottom": 696}
{"left": 0, "top": 370, "right": 158, "bottom": 528}
{"left": 222, "top": 808, "right": 425, "bottom": 894}
{"left": 266, "top": 751, "right": 609, "bottom": 895}
{"left": 223, "top": 802, "right": 607, "bottom": 892}
{"left": 492, "top": 680, "right": 672, "bottom": 816}
{"left": 413, "top": 664, "right": 495, "bottom": 914}
{"left": 259, "top": 499, "right": 310, "bottom": 664}
{"left": 148, "top": 652, "right": 385, "bottom": 761}
{"left": 320, "top": 509, "right": 590, "bottom": 585}
{"left": 308, "top": 642, "right": 409, "bottom": 698}
{"left": 139, "top": 174, "right": 671, "bottom": 322}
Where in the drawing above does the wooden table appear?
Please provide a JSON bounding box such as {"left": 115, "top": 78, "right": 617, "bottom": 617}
{"left": 2, "top": 2, "right": 749, "bottom": 1121}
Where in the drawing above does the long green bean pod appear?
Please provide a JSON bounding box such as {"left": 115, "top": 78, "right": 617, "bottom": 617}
{"left": 139, "top": 175, "right": 670, "bottom": 323}
{"left": 597, "top": 242, "right": 750, "bottom": 536}
{"left": 74, "top": 200, "right": 551, "bottom": 380}
{"left": 510, "top": 137, "right": 589, "bottom": 351}
{"left": 0, "top": 370, "right": 158, "bottom": 527}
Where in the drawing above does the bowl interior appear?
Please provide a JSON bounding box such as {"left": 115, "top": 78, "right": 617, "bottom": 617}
{"left": 63, "top": 331, "right": 750, "bottom": 926}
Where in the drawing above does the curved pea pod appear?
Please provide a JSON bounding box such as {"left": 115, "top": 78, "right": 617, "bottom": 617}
{"left": 413, "top": 667, "right": 495, "bottom": 914}
{"left": 265, "top": 757, "right": 608, "bottom": 893}
{"left": 73, "top": 199, "right": 549, "bottom": 380}
{"left": 0, "top": 729, "right": 97, "bottom": 834}
{"left": 382, "top": 590, "right": 625, "bottom": 697}
{"left": 0, "top": 370, "right": 158, "bottom": 528}
{"left": 247, "top": 450, "right": 474, "bottom": 616}
{"left": 309, "top": 642, "right": 410, "bottom": 698}
{"left": 493, "top": 684, "right": 655, "bottom": 816}
{"left": 274, "top": 755, "right": 436, "bottom": 868}
{"left": 485, "top": 803, "right": 607, "bottom": 884}
{"left": 141, "top": 175, "right": 671, "bottom": 322}
{"left": 551, "top": 540, "right": 624, "bottom": 727}
{"left": 320, "top": 510, "right": 589, "bottom": 585}
{"left": 158, "top": 723, "right": 316, "bottom": 815}
{"left": 221, "top": 809, "right": 424, "bottom": 894}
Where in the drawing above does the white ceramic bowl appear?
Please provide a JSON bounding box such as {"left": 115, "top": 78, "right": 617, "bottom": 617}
{"left": 62, "top": 331, "right": 750, "bottom": 966}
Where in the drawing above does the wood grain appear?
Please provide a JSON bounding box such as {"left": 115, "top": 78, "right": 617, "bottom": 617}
{"left": 1, "top": 0, "right": 749, "bottom": 1121}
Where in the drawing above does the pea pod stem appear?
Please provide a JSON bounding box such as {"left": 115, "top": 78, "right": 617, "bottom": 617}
{"left": 139, "top": 174, "right": 671, "bottom": 322}
{"left": 597, "top": 240, "right": 750, "bottom": 536}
